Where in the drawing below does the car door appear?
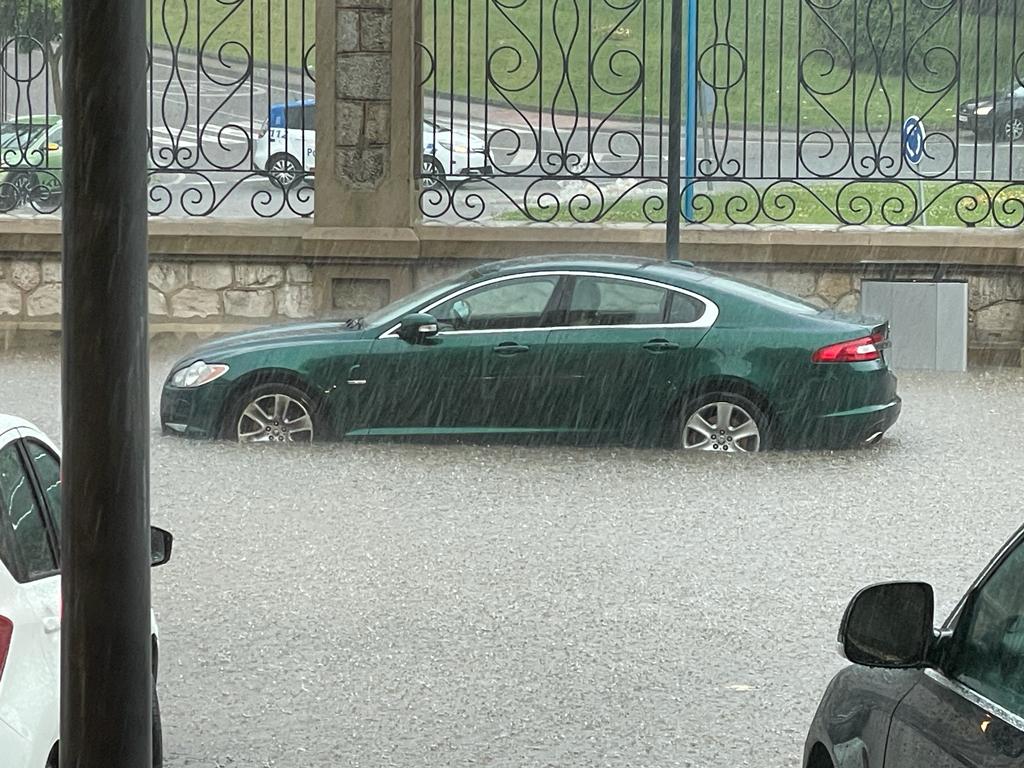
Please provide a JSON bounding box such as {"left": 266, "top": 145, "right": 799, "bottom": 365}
{"left": 883, "top": 537, "right": 1024, "bottom": 768}
{"left": 0, "top": 431, "right": 61, "bottom": 761}
{"left": 538, "top": 273, "right": 716, "bottom": 441}
{"left": 360, "top": 274, "right": 563, "bottom": 436}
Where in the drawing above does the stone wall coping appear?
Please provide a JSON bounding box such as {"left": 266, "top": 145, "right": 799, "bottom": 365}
{"left": 1, "top": 219, "right": 1023, "bottom": 266}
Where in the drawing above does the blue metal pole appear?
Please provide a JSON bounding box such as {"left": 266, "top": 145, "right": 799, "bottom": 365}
{"left": 683, "top": 0, "right": 698, "bottom": 222}
{"left": 666, "top": 0, "right": 684, "bottom": 260}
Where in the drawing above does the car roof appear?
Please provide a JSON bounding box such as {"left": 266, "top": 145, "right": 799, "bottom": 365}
{"left": 0, "top": 413, "right": 36, "bottom": 435}
{"left": 271, "top": 98, "right": 315, "bottom": 111}
{"left": 472, "top": 254, "right": 710, "bottom": 285}
{"left": 1, "top": 114, "right": 60, "bottom": 127}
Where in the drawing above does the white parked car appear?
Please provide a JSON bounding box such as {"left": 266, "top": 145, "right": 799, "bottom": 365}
{"left": 252, "top": 99, "right": 491, "bottom": 189}
{"left": 0, "top": 414, "right": 172, "bottom": 767}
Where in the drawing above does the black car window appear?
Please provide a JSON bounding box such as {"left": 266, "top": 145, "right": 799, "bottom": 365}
{"left": 303, "top": 105, "right": 316, "bottom": 132}
{"left": 0, "top": 440, "right": 57, "bottom": 581}
{"left": 568, "top": 276, "right": 668, "bottom": 327}
{"left": 431, "top": 276, "right": 560, "bottom": 331}
{"left": 948, "top": 540, "right": 1024, "bottom": 717}
{"left": 25, "top": 439, "right": 62, "bottom": 542}
{"left": 668, "top": 292, "right": 706, "bottom": 324}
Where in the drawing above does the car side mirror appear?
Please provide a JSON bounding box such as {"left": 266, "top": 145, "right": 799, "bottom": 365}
{"left": 839, "top": 581, "right": 934, "bottom": 668}
{"left": 151, "top": 526, "right": 174, "bottom": 567}
{"left": 397, "top": 313, "right": 439, "bottom": 344}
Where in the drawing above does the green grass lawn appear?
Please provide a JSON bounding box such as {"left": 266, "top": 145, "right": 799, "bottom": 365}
{"left": 496, "top": 180, "right": 1024, "bottom": 227}
{"left": 149, "top": 0, "right": 315, "bottom": 71}
{"left": 424, "top": 0, "right": 1020, "bottom": 131}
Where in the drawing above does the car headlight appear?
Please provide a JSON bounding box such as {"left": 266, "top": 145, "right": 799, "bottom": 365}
{"left": 170, "top": 361, "right": 230, "bottom": 388}
{"left": 976, "top": 104, "right": 994, "bottom": 116}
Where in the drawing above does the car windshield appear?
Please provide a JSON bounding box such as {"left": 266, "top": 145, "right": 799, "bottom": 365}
{"left": 360, "top": 268, "right": 481, "bottom": 328}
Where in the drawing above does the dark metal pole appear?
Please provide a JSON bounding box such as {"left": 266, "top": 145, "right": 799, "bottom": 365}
{"left": 666, "top": 0, "right": 684, "bottom": 261}
{"left": 61, "top": 0, "right": 151, "bottom": 762}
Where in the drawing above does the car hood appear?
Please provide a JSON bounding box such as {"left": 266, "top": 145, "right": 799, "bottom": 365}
{"left": 172, "top": 321, "right": 362, "bottom": 367}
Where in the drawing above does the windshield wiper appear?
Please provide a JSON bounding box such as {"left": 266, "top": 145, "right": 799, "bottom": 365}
{"left": 343, "top": 317, "right": 364, "bottom": 330}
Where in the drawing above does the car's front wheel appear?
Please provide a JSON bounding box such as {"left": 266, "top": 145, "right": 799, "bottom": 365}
{"left": 226, "top": 382, "right": 318, "bottom": 444}
{"left": 420, "top": 154, "right": 446, "bottom": 189}
{"left": 679, "top": 392, "right": 767, "bottom": 453}
{"left": 1005, "top": 113, "right": 1024, "bottom": 143}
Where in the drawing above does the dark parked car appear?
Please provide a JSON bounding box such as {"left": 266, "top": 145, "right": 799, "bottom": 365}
{"left": 161, "top": 256, "right": 901, "bottom": 451}
{"left": 805, "top": 524, "right": 1024, "bottom": 768}
{"left": 959, "top": 85, "right": 1024, "bottom": 142}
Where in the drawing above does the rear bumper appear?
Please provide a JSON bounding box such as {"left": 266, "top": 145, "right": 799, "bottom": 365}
{"left": 812, "top": 396, "right": 902, "bottom": 448}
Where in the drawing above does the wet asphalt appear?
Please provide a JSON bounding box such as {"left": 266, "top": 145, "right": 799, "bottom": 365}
{"left": 1, "top": 347, "right": 1021, "bottom": 768}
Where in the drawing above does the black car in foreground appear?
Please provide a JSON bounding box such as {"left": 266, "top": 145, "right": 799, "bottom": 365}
{"left": 805, "top": 525, "right": 1024, "bottom": 768}
{"left": 959, "top": 85, "right": 1024, "bottom": 142}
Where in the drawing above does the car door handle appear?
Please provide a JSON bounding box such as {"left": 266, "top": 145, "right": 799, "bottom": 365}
{"left": 42, "top": 616, "right": 61, "bottom": 634}
{"left": 642, "top": 339, "right": 680, "bottom": 353}
{"left": 492, "top": 342, "right": 530, "bottom": 356}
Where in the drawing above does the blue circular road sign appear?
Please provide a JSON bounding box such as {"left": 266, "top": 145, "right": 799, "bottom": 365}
{"left": 903, "top": 116, "right": 926, "bottom": 165}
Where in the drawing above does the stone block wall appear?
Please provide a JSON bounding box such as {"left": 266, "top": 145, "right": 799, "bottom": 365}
{"left": 0, "top": 259, "right": 319, "bottom": 324}
{"left": 335, "top": 0, "right": 393, "bottom": 188}
{"left": 4, "top": 257, "right": 1021, "bottom": 350}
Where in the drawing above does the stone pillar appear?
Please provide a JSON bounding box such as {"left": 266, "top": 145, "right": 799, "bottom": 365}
{"left": 315, "top": 0, "right": 415, "bottom": 229}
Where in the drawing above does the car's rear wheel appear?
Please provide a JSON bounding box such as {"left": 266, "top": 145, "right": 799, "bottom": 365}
{"left": 680, "top": 392, "right": 766, "bottom": 453}
{"left": 266, "top": 153, "right": 303, "bottom": 189}
{"left": 227, "top": 382, "right": 318, "bottom": 444}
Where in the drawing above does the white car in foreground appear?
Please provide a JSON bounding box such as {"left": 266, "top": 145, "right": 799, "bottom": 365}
{"left": 0, "top": 414, "right": 172, "bottom": 767}
{"left": 252, "top": 99, "right": 491, "bottom": 189}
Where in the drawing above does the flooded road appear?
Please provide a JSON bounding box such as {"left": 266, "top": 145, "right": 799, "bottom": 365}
{"left": 2, "top": 348, "right": 1020, "bottom": 768}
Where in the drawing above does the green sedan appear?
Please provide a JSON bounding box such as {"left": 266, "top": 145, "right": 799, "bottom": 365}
{"left": 161, "top": 256, "right": 901, "bottom": 451}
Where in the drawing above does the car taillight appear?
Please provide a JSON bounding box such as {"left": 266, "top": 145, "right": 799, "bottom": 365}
{"left": 812, "top": 332, "right": 884, "bottom": 363}
{"left": 0, "top": 616, "right": 12, "bottom": 683}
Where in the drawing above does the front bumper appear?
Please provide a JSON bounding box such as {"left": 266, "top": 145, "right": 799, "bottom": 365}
{"left": 958, "top": 112, "right": 994, "bottom": 135}
{"left": 160, "top": 382, "right": 227, "bottom": 440}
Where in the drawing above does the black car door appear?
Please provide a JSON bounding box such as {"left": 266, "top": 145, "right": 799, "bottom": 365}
{"left": 883, "top": 538, "right": 1024, "bottom": 768}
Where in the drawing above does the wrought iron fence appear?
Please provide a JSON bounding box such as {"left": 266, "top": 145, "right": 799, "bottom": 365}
{"left": 418, "top": 0, "right": 1024, "bottom": 227}
{"left": 0, "top": 0, "right": 315, "bottom": 217}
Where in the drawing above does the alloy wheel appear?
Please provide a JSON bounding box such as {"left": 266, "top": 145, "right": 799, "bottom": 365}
{"left": 269, "top": 156, "right": 301, "bottom": 189}
{"left": 421, "top": 156, "right": 444, "bottom": 189}
{"left": 683, "top": 401, "right": 761, "bottom": 453}
{"left": 1006, "top": 116, "right": 1024, "bottom": 143}
{"left": 236, "top": 393, "right": 314, "bottom": 443}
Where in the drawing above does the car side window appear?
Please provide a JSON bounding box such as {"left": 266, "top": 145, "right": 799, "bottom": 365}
{"left": 25, "top": 440, "right": 61, "bottom": 542}
{"left": 0, "top": 440, "right": 57, "bottom": 581}
{"left": 668, "top": 292, "right": 706, "bottom": 324}
{"left": 948, "top": 540, "right": 1024, "bottom": 717}
{"left": 431, "top": 276, "right": 560, "bottom": 331}
{"left": 568, "top": 276, "right": 668, "bottom": 327}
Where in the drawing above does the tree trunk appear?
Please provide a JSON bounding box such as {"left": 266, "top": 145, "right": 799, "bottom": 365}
{"left": 48, "top": 42, "right": 63, "bottom": 113}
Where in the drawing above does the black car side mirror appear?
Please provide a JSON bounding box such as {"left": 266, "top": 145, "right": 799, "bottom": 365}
{"left": 839, "top": 581, "right": 934, "bottom": 668}
{"left": 151, "top": 526, "right": 174, "bottom": 567}
{"left": 397, "top": 313, "right": 440, "bottom": 344}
